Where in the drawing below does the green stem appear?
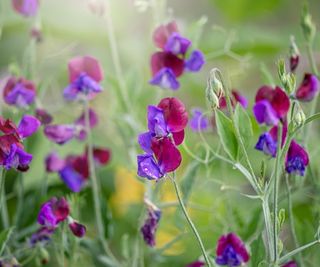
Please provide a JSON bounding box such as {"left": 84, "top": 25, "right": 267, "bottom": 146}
{"left": 14, "top": 173, "right": 24, "bottom": 227}
{"left": 262, "top": 199, "right": 275, "bottom": 261}
{"left": 272, "top": 124, "right": 283, "bottom": 264}
{"left": 0, "top": 169, "right": 9, "bottom": 229}
{"left": 285, "top": 174, "right": 304, "bottom": 267}
{"left": 171, "top": 175, "right": 212, "bottom": 267}
{"left": 83, "top": 99, "right": 119, "bottom": 266}
{"left": 278, "top": 240, "right": 319, "bottom": 265}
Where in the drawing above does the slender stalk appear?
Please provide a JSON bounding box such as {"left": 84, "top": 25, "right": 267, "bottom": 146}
{"left": 272, "top": 124, "right": 283, "bottom": 264}
{"left": 262, "top": 199, "right": 274, "bottom": 261}
{"left": 285, "top": 174, "right": 304, "bottom": 267}
{"left": 0, "top": 169, "right": 5, "bottom": 211}
{"left": 278, "top": 240, "right": 319, "bottom": 265}
{"left": 14, "top": 173, "right": 24, "bottom": 227}
{"left": 171, "top": 175, "right": 212, "bottom": 267}
{"left": 83, "top": 99, "right": 119, "bottom": 266}
{"left": 0, "top": 169, "right": 9, "bottom": 229}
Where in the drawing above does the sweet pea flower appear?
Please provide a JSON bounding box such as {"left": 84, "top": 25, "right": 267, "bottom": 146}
{"left": 285, "top": 140, "right": 309, "bottom": 176}
{"left": 63, "top": 56, "right": 103, "bottom": 101}
{"left": 30, "top": 226, "right": 55, "bottom": 246}
{"left": 189, "top": 108, "right": 209, "bottom": 132}
{"left": 282, "top": 261, "right": 297, "bottom": 267}
{"left": 44, "top": 108, "right": 98, "bottom": 144}
{"left": 186, "top": 261, "right": 205, "bottom": 267}
{"left": 12, "top": 0, "right": 38, "bottom": 17}
{"left": 140, "top": 199, "right": 161, "bottom": 247}
{"left": 255, "top": 124, "right": 287, "bottom": 157}
{"left": 0, "top": 115, "right": 40, "bottom": 171}
{"left": 3, "top": 76, "right": 36, "bottom": 108}
{"left": 215, "top": 232, "right": 250, "bottom": 267}
{"left": 219, "top": 90, "right": 248, "bottom": 110}
{"left": 150, "top": 21, "right": 205, "bottom": 90}
{"left": 35, "top": 108, "right": 53, "bottom": 125}
{"left": 45, "top": 147, "right": 111, "bottom": 192}
{"left": 296, "top": 73, "right": 319, "bottom": 102}
{"left": 137, "top": 97, "right": 188, "bottom": 180}
{"left": 37, "top": 197, "right": 86, "bottom": 238}
{"left": 253, "top": 86, "right": 290, "bottom": 126}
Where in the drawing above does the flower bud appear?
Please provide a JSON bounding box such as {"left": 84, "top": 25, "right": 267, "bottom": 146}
{"left": 289, "top": 36, "right": 300, "bottom": 72}
{"left": 40, "top": 247, "right": 50, "bottom": 265}
{"left": 301, "top": 4, "right": 316, "bottom": 43}
{"left": 206, "top": 69, "right": 224, "bottom": 110}
{"left": 293, "top": 105, "right": 306, "bottom": 128}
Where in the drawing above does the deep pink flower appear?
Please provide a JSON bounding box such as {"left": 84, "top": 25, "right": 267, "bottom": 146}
{"left": 296, "top": 73, "right": 319, "bottom": 102}
{"left": 12, "top": 0, "right": 38, "bottom": 17}
{"left": 44, "top": 124, "right": 76, "bottom": 145}
{"left": 282, "top": 261, "right": 297, "bottom": 267}
{"left": 152, "top": 21, "right": 179, "bottom": 50}
{"left": 253, "top": 86, "right": 290, "bottom": 125}
{"left": 68, "top": 221, "right": 86, "bottom": 238}
{"left": 219, "top": 90, "right": 248, "bottom": 110}
{"left": 286, "top": 140, "right": 309, "bottom": 176}
{"left": 215, "top": 232, "right": 249, "bottom": 267}
{"left": 45, "top": 152, "right": 66, "bottom": 172}
{"left": 35, "top": 108, "right": 53, "bottom": 125}
{"left": 186, "top": 261, "right": 205, "bottom": 267}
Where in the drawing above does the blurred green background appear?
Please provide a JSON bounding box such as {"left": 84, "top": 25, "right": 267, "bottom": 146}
{"left": 1, "top": 0, "right": 320, "bottom": 266}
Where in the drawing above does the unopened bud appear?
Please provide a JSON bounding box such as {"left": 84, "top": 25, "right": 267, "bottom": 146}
{"left": 206, "top": 69, "right": 224, "bottom": 110}
{"left": 40, "top": 247, "right": 50, "bottom": 265}
{"left": 289, "top": 36, "right": 300, "bottom": 72}
{"left": 206, "top": 86, "right": 220, "bottom": 110}
{"left": 293, "top": 106, "right": 306, "bottom": 128}
{"left": 301, "top": 4, "right": 316, "bottom": 43}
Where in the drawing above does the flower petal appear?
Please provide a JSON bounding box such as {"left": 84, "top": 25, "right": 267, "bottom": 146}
{"left": 296, "top": 73, "right": 319, "bottom": 102}
{"left": 152, "top": 21, "right": 178, "bottom": 49}
{"left": 150, "top": 68, "right": 180, "bottom": 90}
{"left": 18, "top": 115, "right": 41, "bottom": 138}
{"left": 137, "top": 154, "right": 163, "bottom": 180}
{"left": 151, "top": 51, "right": 185, "bottom": 78}
{"left": 185, "top": 50, "right": 205, "bottom": 72}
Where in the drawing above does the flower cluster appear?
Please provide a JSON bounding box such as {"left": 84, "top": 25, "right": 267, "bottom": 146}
{"left": 150, "top": 21, "right": 205, "bottom": 90}
{"left": 253, "top": 85, "right": 311, "bottom": 176}
{"left": 140, "top": 199, "right": 161, "bottom": 247}
{"left": 137, "top": 97, "right": 188, "bottom": 180}
{"left": 32, "top": 197, "right": 86, "bottom": 246}
{"left": 45, "top": 147, "right": 110, "bottom": 192}
{"left": 0, "top": 115, "right": 40, "bottom": 171}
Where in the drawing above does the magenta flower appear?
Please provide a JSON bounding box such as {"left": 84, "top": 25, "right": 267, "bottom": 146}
{"left": 137, "top": 97, "right": 188, "bottom": 180}
{"left": 282, "top": 261, "right": 297, "bottom": 267}
{"left": 215, "top": 232, "right": 250, "bottom": 267}
{"left": 296, "top": 73, "right": 319, "bottom": 102}
{"left": 37, "top": 197, "right": 86, "bottom": 238}
{"left": 74, "top": 108, "right": 99, "bottom": 140}
{"left": 35, "top": 108, "right": 53, "bottom": 125}
{"left": 150, "top": 21, "right": 205, "bottom": 90}
{"left": 30, "top": 226, "right": 55, "bottom": 246}
{"left": 285, "top": 140, "right": 309, "bottom": 176}
{"left": 253, "top": 86, "right": 290, "bottom": 126}
{"left": 186, "top": 261, "right": 205, "bottom": 267}
{"left": 255, "top": 124, "right": 287, "bottom": 157}
{"left": 140, "top": 199, "right": 161, "bottom": 247}
{"left": 0, "top": 115, "right": 40, "bottom": 171}
{"left": 189, "top": 108, "right": 209, "bottom": 132}
{"left": 12, "top": 0, "right": 38, "bottom": 17}
{"left": 63, "top": 56, "right": 104, "bottom": 101}
{"left": 3, "top": 76, "right": 36, "bottom": 108}
{"left": 45, "top": 152, "right": 66, "bottom": 172}
{"left": 290, "top": 55, "right": 299, "bottom": 72}
{"left": 219, "top": 90, "right": 248, "bottom": 110}
{"left": 38, "top": 197, "right": 70, "bottom": 227}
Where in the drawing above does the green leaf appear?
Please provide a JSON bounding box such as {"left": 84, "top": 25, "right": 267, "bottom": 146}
{"left": 215, "top": 110, "right": 238, "bottom": 160}
{"left": 234, "top": 104, "right": 253, "bottom": 147}
{"left": 250, "top": 235, "right": 266, "bottom": 267}
{"left": 180, "top": 161, "right": 200, "bottom": 204}
{"left": 0, "top": 227, "right": 14, "bottom": 256}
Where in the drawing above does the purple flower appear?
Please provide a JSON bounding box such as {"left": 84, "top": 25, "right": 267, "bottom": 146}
{"left": 150, "top": 68, "right": 180, "bottom": 90}
{"left": 12, "top": 0, "right": 38, "bottom": 17}
{"left": 44, "top": 124, "right": 76, "bottom": 145}
{"left": 215, "top": 232, "right": 250, "bottom": 267}
{"left": 186, "top": 261, "right": 205, "bottom": 267}
{"left": 0, "top": 115, "right": 40, "bottom": 171}
{"left": 37, "top": 197, "right": 70, "bottom": 228}
{"left": 137, "top": 98, "right": 188, "bottom": 180}
{"left": 296, "top": 73, "right": 319, "bottom": 102}
{"left": 45, "top": 152, "right": 66, "bottom": 172}
{"left": 30, "top": 227, "right": 55, "bottom": 246}
{"left": 285, "top": 140, "right": 309, "bottom": 176}
{"left": 64, "top": 56, "right": 104, "bottom": 101}
{"left": 189, "top": 108, "right": 209, "bottom": 132}
{"left": 74, "top": 108, "right": 99, "bottom": 140}
{"left": 164, "top": 33, "right": 191, "bottom": 55}
{"left": 141, "top": 200, "right": 161, "bottom": 247}
{"left": 253, "top": 86, "right": 290, "bottom": 126}
{"left": 68, "top": 220, "right": 86, "bottom": 238}
{"left": 185, "top": 50, "right": 205, "bottom": 72}
{"left": 150, "top": 22, "right": 205, "bottom": 90}
{"left": 282, "top": 261, "right": 297, "bottom": 267}
{"left": 3, "top": 77, "right": 36, "bottom": 108}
